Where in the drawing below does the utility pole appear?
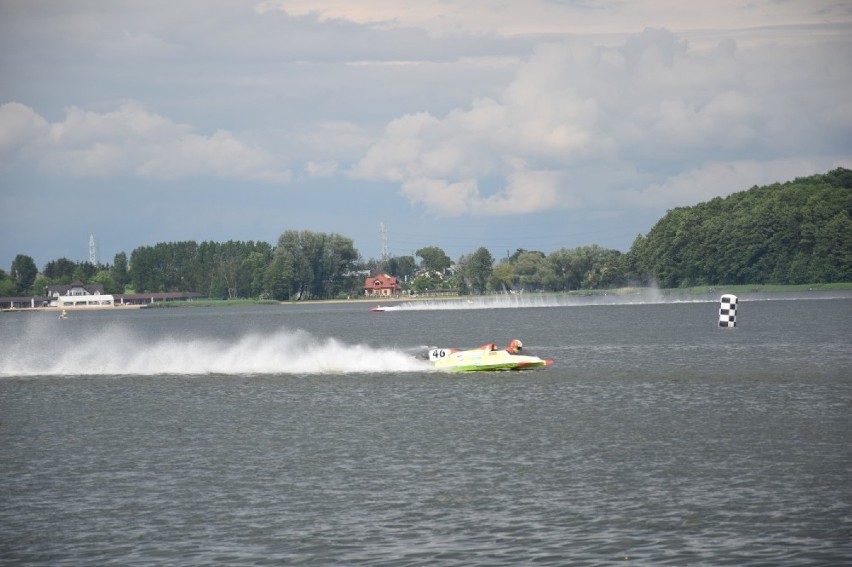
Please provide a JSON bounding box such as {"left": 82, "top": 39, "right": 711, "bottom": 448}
{"left": 88, "top": 234, "right": 98, "bottom": 265}
{"left": 380, "top": 222, "right": 389, "bottom": 262}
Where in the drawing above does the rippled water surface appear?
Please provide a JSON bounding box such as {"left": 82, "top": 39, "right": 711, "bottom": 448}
{"left": 2, "top": 295, "right": 851, "bottom": 565}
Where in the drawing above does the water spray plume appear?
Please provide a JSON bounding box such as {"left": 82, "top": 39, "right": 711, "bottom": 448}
{"left": 392, "top": 288, "right": 670, "bottom": 311}
{"left": 1, "top": 324, "right": 431, "bottom": 377}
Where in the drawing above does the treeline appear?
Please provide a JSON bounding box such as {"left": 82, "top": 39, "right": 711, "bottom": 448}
{"left": 2, "top": 168, "right": 850, "bottom": 299}
{"left": 627, "top": 167, "right": 852, "bottom": 287}
{"left": 1, "top": 254, "right": 126, "bottom": 298}
{"left": 125, "top": 231, "right": 361, "bottom": 299}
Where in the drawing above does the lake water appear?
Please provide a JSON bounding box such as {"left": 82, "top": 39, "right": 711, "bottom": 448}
{"left": 2, "top": 293, "right": 851, "bottom": 565}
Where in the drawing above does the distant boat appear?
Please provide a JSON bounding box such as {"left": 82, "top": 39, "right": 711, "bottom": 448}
{"left": 59, "top": 309, "right": 68, "bottom": 319}
{"left": 370, "top": 304, "right": 403, "bottom": 312}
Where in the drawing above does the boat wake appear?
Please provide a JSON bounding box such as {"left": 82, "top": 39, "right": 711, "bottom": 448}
{"left": 0, "top": 325, "right": 433, "bottom": 377}
{"left": 388, "top": 290, "right": 679, "bottom": 311}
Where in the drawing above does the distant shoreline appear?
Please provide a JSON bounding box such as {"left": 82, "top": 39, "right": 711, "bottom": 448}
{"left": 2, "top": 304, "right": 145, "bottom": 313}
{"left": 3, "top": 283, "right": 850, "bottom": 312}
{"left": 291, "top": 283, "right": 852, "bottom": 305}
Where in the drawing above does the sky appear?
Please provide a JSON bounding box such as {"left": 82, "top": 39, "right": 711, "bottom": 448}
{"left": 1, "top": 0, "right": 851, "bottom": 271}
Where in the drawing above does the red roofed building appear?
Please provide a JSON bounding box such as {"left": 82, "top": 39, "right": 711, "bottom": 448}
{"left": 364, "top": 274, "right": 401, "bottom": 297}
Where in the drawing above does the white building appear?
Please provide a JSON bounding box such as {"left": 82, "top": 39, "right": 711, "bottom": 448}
{"left": 46, "top": 281, "right": 113, "bottom": 308}
{"left": 56, "top": 294, "right": 114, "bottom": 308}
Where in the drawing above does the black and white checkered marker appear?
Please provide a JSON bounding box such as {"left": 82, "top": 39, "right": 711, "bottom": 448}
{"left": 719, "top": 294, "right": 737, "bottom": 327}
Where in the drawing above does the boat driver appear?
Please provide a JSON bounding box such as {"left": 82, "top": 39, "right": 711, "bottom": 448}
{"left": 506, "top": 339, "right": 523, "bottom": 353}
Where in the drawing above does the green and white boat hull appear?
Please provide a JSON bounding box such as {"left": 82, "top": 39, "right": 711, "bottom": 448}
{"left": 427, "top": 346, "right": 553, "bottom": 372}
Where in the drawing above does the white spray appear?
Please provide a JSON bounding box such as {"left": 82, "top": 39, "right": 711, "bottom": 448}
{"left": 0, "top": 324, "right": 432, "bottom": 377}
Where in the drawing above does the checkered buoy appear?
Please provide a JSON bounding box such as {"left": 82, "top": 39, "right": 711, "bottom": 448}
{"left": 719, "top": 294, "right": 737, "bottom": 327}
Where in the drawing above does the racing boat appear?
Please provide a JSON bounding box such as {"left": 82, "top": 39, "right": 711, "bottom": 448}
{"left": 370, "top": 304, "right": 402, "bottom": 312}
{"left": 427, "top": 340, "right": 553, "bottom": 372}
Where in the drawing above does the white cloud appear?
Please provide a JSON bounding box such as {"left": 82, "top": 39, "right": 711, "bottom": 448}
{"left": 0, "top": 102, "right": 49, "bottom": 157}
{"left": 352, "top": 26, "right": 852, "bottom": 216}
{"left": 0, "top": 102, "right": 291, "bottom": 182}
{"left": 623, "top": 158, "right": 852, "bottom": 209}
{"left": 399, "top": 177, "right": 480, "bottom": 215}
{"left": 304, "top": 160, "right": 338, "bottom": 177}
{"left": 399, "top": 169, "right": 561, "bottom": 216}
{"left": 298, "top": 121, "right": 372, "bottom": 171}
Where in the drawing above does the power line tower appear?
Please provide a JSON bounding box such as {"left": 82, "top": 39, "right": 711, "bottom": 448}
{"left": 88, "top": 234, "right": 98, "bottom": 265}
{"left": 379, "top": 222, "right": 389, "bottom": 262}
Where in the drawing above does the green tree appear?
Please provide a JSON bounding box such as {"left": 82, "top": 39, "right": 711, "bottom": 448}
{"left": 243, "top": 249, "right": 272, "bottom": 298}
{"left": 111, "top": 252, "right": 129, "bottom": 292}
{"left": 464, "top": 247, "right": 494, "bottom": 293}
{"left": 43, "top": 257, "right": 77, "bottom": 282}
{"left": 385, "top": 255, "right": 417, "bottom": 281}
{"left": 129, "top": 245, "right": 157, "bottom": 292}
{"left": 129, "top": 240, "right": 274, "bottom": 297}
{"left": 11, "top": 254, "right": 38, "bottom": 294}
{"left": 74, "top": 261, "right": 99, "bottom": 282}
{"left": 131, "top": 244, "right": 166, "bottom": 292}
{"left": 0, "top": 270, "right": 15, "bottom": 296}
{"left": 544, "top": 249, "right": 577, "bottom": 291}
{"left": 410, "top": 275, "right": 433, "bottom": 293}
{"left": 624, "top": 234, "right": 650, "bottom": 284}
{"left": 273, "top": 231, "right": 303, "bottom": 299}
{"left": 490, "top": 261, "right": 514, "bottom": 292}
{"left": 71, "top": 266, "right": 89, "bottom": 284}
{"left": 197, "top": 241, "right": 222, "bottom": 296}
{"left": 512, "top": 250, "right": 546, "bottom": 290}
{"left": 168, "top": 241, "right": 201, "bottom": 291}
{"left": 626, "top": 167, "right": 852, "bottom": 286}
{"left": 264, "top": 254, "right": 295, "bottom": 300}
{"left": 273, "top": 230, "right": 358, "bottom": 300}
{"left": 580, "top": 246, "right": 624, "bottom": 289}
{"left": 416, "top": 246, "right": 453, "bottom": 273}
{"left": 30, "top": 274, "right": 50, "bottom": 297}
{"left": 218, "top": 240, "right": 249, "bottom": 299}
{"left": 92, "top": 270, "right": 118, "bottom": 294}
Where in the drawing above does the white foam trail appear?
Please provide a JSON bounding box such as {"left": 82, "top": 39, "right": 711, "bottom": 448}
{"left": 384, "top": 290, "right": 852, "bottom": 311}
{"left": 0, "top": 325, "right": 433, "bottom": 377}
{"left": 390, "top": 290, "right": 690, "bottom": 311}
